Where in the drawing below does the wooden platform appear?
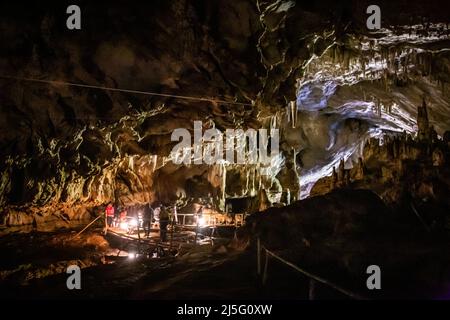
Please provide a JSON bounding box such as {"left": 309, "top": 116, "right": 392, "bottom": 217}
{"left": 105, "top": 223, "right": 230, "bottom": 252}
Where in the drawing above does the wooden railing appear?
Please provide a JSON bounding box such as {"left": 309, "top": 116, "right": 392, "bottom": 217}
{"left": 256, "top": 237, "right": 367, "bottom": 300}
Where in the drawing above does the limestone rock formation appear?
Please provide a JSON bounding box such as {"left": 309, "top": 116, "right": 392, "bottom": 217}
{"left": 311, "top": 98, "right": 450, "bottom": 219}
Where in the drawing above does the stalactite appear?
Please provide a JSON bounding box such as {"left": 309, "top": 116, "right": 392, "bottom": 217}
{"left": 292, "top": 150, "right": 301, "bottom": 199}
{"left": 331, "top": 44, "right": 336, "bottom": 63}
{"left": 361, "top": 57, "right": 366, "bottom": 78}
{"left": 221, "top": 163, "right": 226, "bottom": 209}
{"left": 289, "top": 101, "right": 297, "bottom": 128}
{"left": 244, "top": 168, "right": 250, "bottom": 196}
{"left": 286, "top": 104, "right": 291, "bottom": 124}
{"left": 128, "top": 156, "right": 134, "bottom": 171}
{"left": 153, "top": 155, "right": 158, "bottom": 172}
{"left": 257, "top": 164, "right": 262, "bottom": 191}
{"left": 429, "top": 53, "right": 433, "bottom": 77}
{"left": 270, "top": 113, "right": 278, "bottom": 131}
{"left": 343, "top": 50, "right": 350, "bottom": 71}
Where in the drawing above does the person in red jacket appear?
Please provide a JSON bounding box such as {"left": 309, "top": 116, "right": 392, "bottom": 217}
{"left": 120, "top": 207, "right": 128, "bottom": 222}
{"left": 105, "top": 203, "right": 115, "bottom": 228}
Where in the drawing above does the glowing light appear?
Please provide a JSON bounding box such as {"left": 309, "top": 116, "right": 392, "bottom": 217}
{"left": 128, "top": 252, "right": 136, "bottom": 259}
{"left": 129, "top": 218, "right": 138, "bottom": 227}
{"left": 120, "top": 222, "right": 128, "bottom": 230}
{"left": 197, "top": 216, "right": 206, "bottom": 227}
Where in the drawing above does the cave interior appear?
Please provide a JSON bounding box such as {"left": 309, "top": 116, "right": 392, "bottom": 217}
{"left": 0, "top": 0, "right": 450, "bottom": 300}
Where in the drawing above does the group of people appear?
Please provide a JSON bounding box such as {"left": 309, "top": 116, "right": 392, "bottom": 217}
{"left": 104, "top": 202, "right": 171, "bottom": 241}
{"left": 105, "top": 204, "right": 131, "bottom": 228}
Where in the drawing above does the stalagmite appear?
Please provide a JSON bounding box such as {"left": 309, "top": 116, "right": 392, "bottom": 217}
{"left": 331, "top": 167, "right": 337, "bottom": 189}
{"left": 355, "top": 157, "right": 365, "bottom": 180}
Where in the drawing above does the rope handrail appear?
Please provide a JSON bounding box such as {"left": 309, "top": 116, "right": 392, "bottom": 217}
{"left": 262, "top": 245, "right": 367, "bottom": 300}
{"left": 72, "top": 215, "right": 102, "bottom": 238}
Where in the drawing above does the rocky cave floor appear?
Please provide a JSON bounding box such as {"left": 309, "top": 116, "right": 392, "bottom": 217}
{"left": 1, "top": 189, "right": 450, "bottom": 300}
